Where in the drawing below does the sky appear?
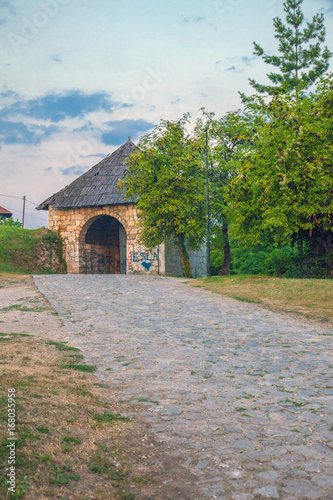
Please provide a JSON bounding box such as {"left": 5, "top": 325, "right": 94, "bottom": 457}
{"left": 0, "top": 0, "right": 333, "bottom": 228}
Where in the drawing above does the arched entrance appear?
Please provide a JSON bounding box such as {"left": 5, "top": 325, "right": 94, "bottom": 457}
{"left": 79, "top": 215, "right": 127, "bottom": 274}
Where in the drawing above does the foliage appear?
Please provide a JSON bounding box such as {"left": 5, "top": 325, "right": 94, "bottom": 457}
{"left": 42, "top": 228, "right": 67, "bottom": 273}
{"left": 242, "top": 0, "right": 332, "bottom": 99}
{"left": 210, "top": 231, "right": 227, "bottom": 276}
{"left": 229, "top": 75, "right": 333, "bottom": 276}
{"left": 195, "top": 109, "right": 257, "bottom": 275}
{"left": 119, "top": 114, "right": 206, "bottom": 277}
{"left": 0, "top": 216, "right": 22, "bottom": 227}
{"left": 230, "top": 239, "right": 293, "bottom": 277}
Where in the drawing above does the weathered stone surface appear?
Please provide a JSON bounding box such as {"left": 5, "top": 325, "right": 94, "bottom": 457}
{"left": 34, "top": 275, "right": 333, "bottom": 499}
{"left": 48, "top": 205, "right": 206, "bottom": 277}
{"left": 253, "top": 485, "right": 279, "bottom": 498}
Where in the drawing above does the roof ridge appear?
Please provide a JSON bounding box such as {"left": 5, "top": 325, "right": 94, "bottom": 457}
{"left": 37, "top": 139, "right": 138, "bottom": 210}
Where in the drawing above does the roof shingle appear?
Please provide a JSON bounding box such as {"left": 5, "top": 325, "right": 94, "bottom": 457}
{"left": 37, "top": 139, "right": 137, "bottom": 210}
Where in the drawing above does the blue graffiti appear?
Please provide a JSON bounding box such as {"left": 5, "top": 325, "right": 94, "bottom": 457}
{"left": 141, "top": 261, "right": 152, "bottom": 271}
{"left": 133, "top": 251, "right": 159, "bottom": 263}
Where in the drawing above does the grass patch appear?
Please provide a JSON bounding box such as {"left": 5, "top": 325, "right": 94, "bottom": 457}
{"left": 0, "top": 333, "right": 31, "bottom": 338}
{"left": 190, "top": 275, "right": 333, "bottom": 325}
{"left": 89, "top": 450, "right": 128, "bottom": 482}
{"left": 45, "top": 340, "right": 80, "bottom": 352}
{"left": 0, "top": 226, "right": 44, "bottom": 274}
{"left": 135, "top": 397, "right": 159, "bottom": 405}
{"left": 49, "top": 463, "right": 80, "bottom": 485}
{"left": 62, "top": 436, "right": 82, "bottom": 445}
{"left": 36, "top": 426, "right": 50, "bottom": 434}
{"left": 0, "top": 304, "right": 47, "bottom": 313}
{"left": 93, "top": 412, "right": 131, "bottom": 425}
{"left": 62, "top": 364, "right": 97, "bottom": 372}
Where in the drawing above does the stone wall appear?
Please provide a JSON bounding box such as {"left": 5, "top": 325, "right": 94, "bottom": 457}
{"left": 35, "top": 230, "right": 67, "bottom": 274}
{"left": 164, "top": 240, "right": 207, "bottom": 278}
{"left": 48, "top": 204, "right": 207, "bottom": 277}
{"left": 48, "top": 204, "right": 161, "bottom": 275}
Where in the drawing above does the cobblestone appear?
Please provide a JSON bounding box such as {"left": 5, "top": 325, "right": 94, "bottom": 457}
{"left": 34, "top": 274, "right": 333, "bottom": 499}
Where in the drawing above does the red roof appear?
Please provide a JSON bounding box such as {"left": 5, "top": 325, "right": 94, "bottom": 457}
{"left": 0, "top": 206, "right": 13, "bottom": 216}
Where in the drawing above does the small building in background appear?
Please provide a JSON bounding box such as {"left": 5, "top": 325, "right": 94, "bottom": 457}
{"left": 0, "top": 206, "right": 13, "bottom": 219}
{"left": 37, "top": 138, "right": 206, "bottom": 277}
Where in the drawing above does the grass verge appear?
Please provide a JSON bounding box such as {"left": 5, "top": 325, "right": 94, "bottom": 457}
{"left": 190, "top": 275, "right": 333, "bottom": 326}
{"left": 0, "top": 334, "right": 149, "bottom": 499}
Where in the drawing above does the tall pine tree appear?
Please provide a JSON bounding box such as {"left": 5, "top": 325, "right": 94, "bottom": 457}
{"left": 241, "top": 0, "right": 331, "bottom": 99}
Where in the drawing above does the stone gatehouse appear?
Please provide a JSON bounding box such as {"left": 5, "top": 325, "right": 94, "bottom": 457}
{"left": 37, "top": 138, "right": 206, "bottom": 277}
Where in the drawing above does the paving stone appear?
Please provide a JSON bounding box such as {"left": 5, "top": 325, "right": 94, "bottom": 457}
{"left": 311, "top": 474, "right": 333, "bottom": 487}
{"left": 303, "top": 461, "right": 322, "bottom": 473}
{"left": 282, "top": 480, "right": 324, "bottom": 499}
{"left": 255, "top": 471, "right": 281, "bottom": 481}
{"left": 253, "top": 485, "right": 279, "bottom": 498}
{"left": 234, "top": 440, "right": 255, "bottom": 451}
{"left": 313, "top": 443, "right": 333, "bottom": 455}
{"left": 225, "top": 469, "right": 245, "bottom": 479}
{"left": 195, "top": 459, "right": 210, "bottom": 469}
{"left": 232, "top": 494, "right": 254, "bottom": 500}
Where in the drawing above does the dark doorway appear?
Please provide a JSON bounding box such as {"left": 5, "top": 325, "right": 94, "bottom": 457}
{"left": 80, "top": 216, "right": 127, "bottom": 274}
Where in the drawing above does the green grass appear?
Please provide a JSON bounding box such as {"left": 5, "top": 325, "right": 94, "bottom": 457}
{"left": 0, "top": 226, "right": 45, "bottom": 274}
{"left": 46, "top": 341, "right": 80, "bottom": 352}
{"left": 0, "top": 333, "right": 31, "bottom": 338}
{"left": 62, "top": 364, "right": 97, "bottom": 372}
{"left": 93, "top": 412, "right": 131, "bottom": 425}
{"left": 89, "top": 452, "right": 125, "bottom": 480}
{"left": 0, "top": 226, "right": 66, "bottom": 274}
{"left": 0, "top": 304, "right": 47, "bottom": 313}
{"left": 36, "top": 426, "right": 50, "bottom": 434}
{"left": 190, "top": 275, "right": 333, "bottom": 325}
{"left": 62, "top": 436, "right": 82, "bottom": 445}
{"left": 49, "top": 463, "right": 80, "bottom": 486}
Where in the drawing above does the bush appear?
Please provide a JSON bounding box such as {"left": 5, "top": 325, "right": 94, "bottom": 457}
{"left": 229, "top": 238, "right": 332, "bottom": 278}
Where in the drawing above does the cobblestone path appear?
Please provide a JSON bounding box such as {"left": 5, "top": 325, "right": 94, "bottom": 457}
{"left": 34, "top": 275, "right": 333, "bottom": 500}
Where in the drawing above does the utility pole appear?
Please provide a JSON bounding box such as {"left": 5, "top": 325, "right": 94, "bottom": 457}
{"left": 22, "top": 196, "right": 26, "bottom": 228}
{"left": 205, "top": 129, "right": 211, "bottom": 277}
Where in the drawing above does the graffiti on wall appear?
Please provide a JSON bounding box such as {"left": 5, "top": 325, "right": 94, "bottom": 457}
{"left": 127, "top": 241, "right": 159, "bottom": 272}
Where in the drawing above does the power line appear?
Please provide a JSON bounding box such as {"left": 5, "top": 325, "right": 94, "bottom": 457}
{"left": 26, "top": 212, "right": 48, "bottom": 222}
{"left": 0, "top": 203, "right": 47, "bottom": 223}
{"left": 26, "top": 199, "right": 38, "bottom": 206}
{"left": 0, "top": 193, "right": 23, "bottom": 201}
{"left": 0, "top": 194, "right": 39, "bottom": 206}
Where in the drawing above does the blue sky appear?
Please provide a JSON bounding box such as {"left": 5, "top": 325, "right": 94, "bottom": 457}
{"left": 0, "top": 0, "right": 332, "bottom": 227}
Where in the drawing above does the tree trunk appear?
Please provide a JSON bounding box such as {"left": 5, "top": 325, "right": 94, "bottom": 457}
{"left": 297, "top": 233, "right": 303, "bottom": 257}
{"left": 219, "top": 216, "right": 231, "bottom": 276}
{"left": 297, "top": 232, "right": 304, "bottom": 276}
{"left": 177, "top": 233, "right": 192, "bottom": 278}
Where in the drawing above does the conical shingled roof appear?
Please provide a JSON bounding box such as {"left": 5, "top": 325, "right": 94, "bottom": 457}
{"left": 37, "top": 139, "right": 137, "bottom": 210}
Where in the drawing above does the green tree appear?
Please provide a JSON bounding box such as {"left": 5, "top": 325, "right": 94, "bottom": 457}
{"left": 119, "top": 115, "right": 206, "bottom": 278}
{"left": 241, "top": 0, "right": 332, "bottom": 99}
{"left": 196, "top": 110, "right": 255, "bottom": 275}
{"left": 0, "top": 217, "right": 22, "bottom": 227}
{"left": 230, "top": 75, "right": 333, "bottom": 275}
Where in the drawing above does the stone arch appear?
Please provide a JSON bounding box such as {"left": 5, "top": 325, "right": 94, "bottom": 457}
{"left": 79, "top": 214, "right": 127, "bottom": 274}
